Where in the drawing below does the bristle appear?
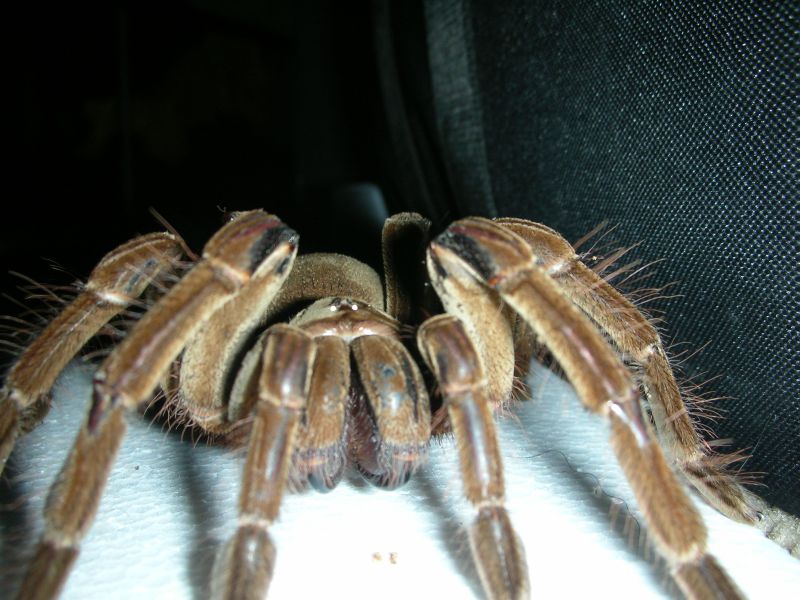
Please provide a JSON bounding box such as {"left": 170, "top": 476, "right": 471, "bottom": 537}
{"left": 8, "top": 271, "right": 68, "bottom": 303}
{"left": 149, "top": 207, "right": 199, "bottom": 262}
{"left": 592, "top": 243, "right": 642, "bottom": 275}
{"left": 573, "top": 220, "right": 617, "bottom": 256}
{"left": 572, "top": 220, "right": 610, "bottom": 251}
{"left": 600, "top": 258, "right": 643, "bottom": 284}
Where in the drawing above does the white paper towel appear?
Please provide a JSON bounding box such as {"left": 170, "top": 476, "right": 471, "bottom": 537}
{"left": 1, "top": 361, "right": 798, "bottom": 599}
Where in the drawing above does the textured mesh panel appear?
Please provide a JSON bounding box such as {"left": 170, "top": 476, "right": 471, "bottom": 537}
{"left": 468, "top": 1, "right": 799, "bottom": 514}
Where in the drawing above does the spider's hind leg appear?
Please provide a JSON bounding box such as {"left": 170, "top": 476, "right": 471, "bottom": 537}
{"left": 0, "top": 232, "right": 182, "bottom": 474}
{"left": 430, "top": 217, "right": 745, "bottom": 599}
{"left": 498, "top": 218, "right": 763, "bottom": 526}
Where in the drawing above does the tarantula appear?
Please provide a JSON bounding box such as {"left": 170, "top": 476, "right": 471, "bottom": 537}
{"left": 0, "top": 210, "right": 778, "bottom": 599}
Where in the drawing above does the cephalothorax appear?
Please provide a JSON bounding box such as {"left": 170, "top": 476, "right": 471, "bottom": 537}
{"left": 0, "top": 211, "right": 790, "bottom": 599}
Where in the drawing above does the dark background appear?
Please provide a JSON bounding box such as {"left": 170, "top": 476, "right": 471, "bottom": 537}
{"left": 2, "top": 0, "right": 797, "bottom": 517}
{"left": 1, "top": 1, "right": 391, "bottom": 287}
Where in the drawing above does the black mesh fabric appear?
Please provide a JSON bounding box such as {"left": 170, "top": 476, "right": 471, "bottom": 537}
{"left": 470, "top": 0, "right": 800, "bottom": 516}
{"left": 375, "top": 1, "right": 799, "bottom": 515}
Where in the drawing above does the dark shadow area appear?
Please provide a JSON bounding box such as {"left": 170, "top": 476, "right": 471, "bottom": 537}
{"left": 1, "top": 0, "right": 394, "bottom": 319}
{"left": 175, "top": 440, "right": 226, "bottom": 600}
{"left": 413, "top": 466, "right": 484, "bottom": 598}
{"left": 511, "top": 443, "right": 676, "bottom": 597}
{"left": 0, "top": 456, "right": 40, "bottom": 593}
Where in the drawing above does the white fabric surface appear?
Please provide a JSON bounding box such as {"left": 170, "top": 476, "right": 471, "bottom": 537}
{"left": 1, "top": 361, "right": 798, "bottom": 599}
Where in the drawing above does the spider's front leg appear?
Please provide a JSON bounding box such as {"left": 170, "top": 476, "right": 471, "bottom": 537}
{"left": 14, "top": 211, "right": 298, "bottom": 600}
{"left": 212, "top": 325, "right": 316, "bottom": 600}
{"left": 419, "top": 315, "right": 528, "bottom": 600}
{"left": 428, "top": 218, "right": 744, "bottom": 600}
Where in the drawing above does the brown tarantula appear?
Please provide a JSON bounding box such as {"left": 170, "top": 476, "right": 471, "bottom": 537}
{"left": 0, "top": 211, "right": 788, "bottom": 599}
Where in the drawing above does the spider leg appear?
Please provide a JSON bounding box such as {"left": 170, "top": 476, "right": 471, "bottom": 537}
{"left": 429, "top": 217, "right": 744, "bottom": 600}
{"left": 14, "top": 211, "right": 297, "bottom": 599}
{"left": 497, "top": 218, "right": 762, "bottom": 525}
{"left": 419, "top": 314, "right": 529, "bottom": 600}
{"left": 0, "top": 232, "right": 181, "bottom": 474}
{"left": 212, "top": 324, "right": 315, "bottom": 600}
{"left": 425, "top": 237, "right": 516, "bottom": 408}
{"left": 172, "top": 244, "right": 310, "bottom": 434}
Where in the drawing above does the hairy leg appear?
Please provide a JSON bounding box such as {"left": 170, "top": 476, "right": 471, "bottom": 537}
{"left": 498, "top": 218, "right": 761, "bottom": 524}
{"left": 419, "top": 314, "right": 528, "bottom": 600}
{"left": 0, "top": 233, "right": 181, "bottom": 473}
{"left": 429, "top": 217, "right": 743, "bottom": 599}
{"left": 14, "top": 212, "right": 297, "bottom": 599}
